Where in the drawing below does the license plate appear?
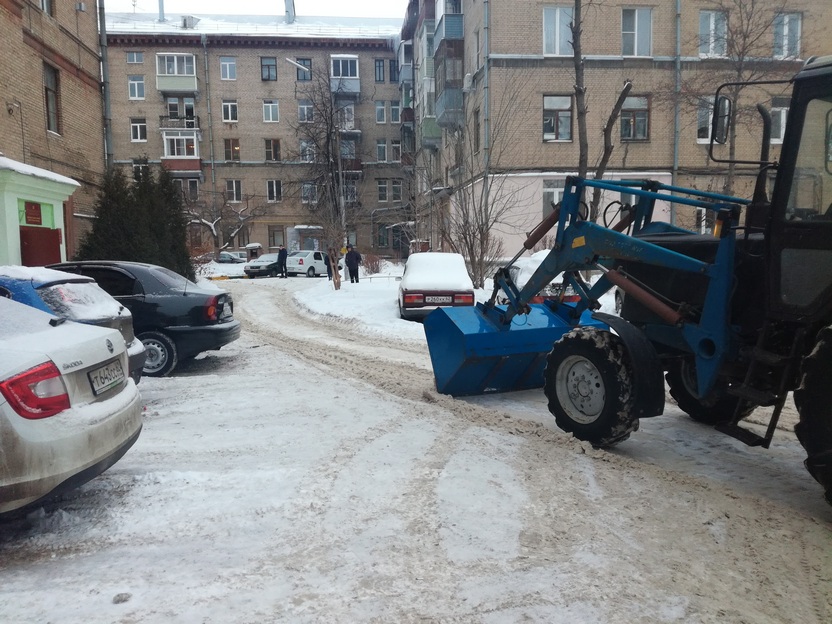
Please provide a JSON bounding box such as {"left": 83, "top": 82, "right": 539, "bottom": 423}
{"left": 425, "top": 296, "right": 452, "bottom": 304}
{"left": 88, "top": 359, "right": 125, "bottom": 395}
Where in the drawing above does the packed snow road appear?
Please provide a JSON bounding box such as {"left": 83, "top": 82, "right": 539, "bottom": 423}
{"left": 0, "top": 276, "right": 829, "bottom": 623}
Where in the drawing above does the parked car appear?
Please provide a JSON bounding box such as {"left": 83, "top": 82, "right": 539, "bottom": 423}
{"left": 47, "top": 261, "right": 241, "bottom": 377}
{"left": 244, "top": 253, "right": 281, "bottom": 278}
{"left": 0, "top": 297, "right": 142, "bottom": 515}
{"left": 507, "top": 251, "right": 581, "bottom": 304}
{"left": 397, "top": 252, "right": 475, "bottom": 321}
{"left": 0, "top": 266, "right": 146, "bottom": 384}
{"left": 218, "top": 251, "right": 246, "bottom": 264}
{"left": 287, "top": 250, "right": 337, "bottom": 277}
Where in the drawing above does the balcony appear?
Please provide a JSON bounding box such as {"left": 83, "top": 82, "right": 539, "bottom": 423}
{"left": 435, "top": 13, "right": 463, "bottom": 45}
{"left": 420, "top": 117, "right": 441, "bottom": 150}
{"left": 338, "top": 119, "right": 362, "bottom": 135}
{"left": 436, "top": 89, "right": 463, "bottom": 129}
{"left": 341, "top": 158, "right": 363, "bottom": 173}
{"left": 156, "top": 75, "right": 198, "bottom": 94}
{"left": 159, "top": 115, "right": 200, "bottom": 130}
{"left": 401, "top": 107, "right": 415, "bottom": 126}
{"left": 398, "top": 62, "right": 413, "bottom": 87}
{"left": 330, "top": 76, "right": 360, "bottom": 97}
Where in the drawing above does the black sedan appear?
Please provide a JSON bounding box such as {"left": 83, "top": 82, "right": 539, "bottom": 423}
{"left": 47, "top": 261, "right": 241, "bottom": 377}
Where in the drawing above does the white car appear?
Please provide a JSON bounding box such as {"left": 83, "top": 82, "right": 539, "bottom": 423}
{"left": 0, "top": 297, "right": 142, "bottom": 515}
{"left": 287, "top": 250, "right": 336, "bottom": 277}
{"left": 397, "top": 252, "right": 475, "bottom": 320}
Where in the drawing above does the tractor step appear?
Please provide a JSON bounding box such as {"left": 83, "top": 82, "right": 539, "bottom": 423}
{"left": 750, "top": 347, "right": 790, "bottom": 367}
{"left": 715, "top": 423, "right": 767, "bottom": 447}
{"left": 727, "top": 385, "right": 778, "bottom": 406}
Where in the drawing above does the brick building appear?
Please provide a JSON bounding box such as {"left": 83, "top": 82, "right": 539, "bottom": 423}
{"left": 106, "top": 5, "right": 408, "bottom": 258}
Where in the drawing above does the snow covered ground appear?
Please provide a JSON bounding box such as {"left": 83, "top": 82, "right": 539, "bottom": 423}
{"left": 0, "top": 260, "right": 830, "bottom": 623}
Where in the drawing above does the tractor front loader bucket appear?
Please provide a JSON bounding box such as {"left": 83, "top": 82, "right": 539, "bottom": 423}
{"left": 423, "top": 302, "right": 607, "bottom": 396}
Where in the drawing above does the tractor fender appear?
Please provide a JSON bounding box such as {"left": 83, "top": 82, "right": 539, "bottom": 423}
{"left": 592, "top": 312, "right": 665, "bottom": 419}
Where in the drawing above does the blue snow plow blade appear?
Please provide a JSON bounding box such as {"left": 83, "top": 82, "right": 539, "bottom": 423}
{"left": 423, "top": 302, "right": 608, "bottom": 397}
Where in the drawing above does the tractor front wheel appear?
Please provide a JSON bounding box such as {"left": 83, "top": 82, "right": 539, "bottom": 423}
{"left": 544, "top": 327, "right": 638, "bottom": 447}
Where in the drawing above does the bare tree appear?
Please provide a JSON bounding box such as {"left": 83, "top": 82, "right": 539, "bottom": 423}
{"left": 184, "top": 189, "right": 269, "bottom": 257}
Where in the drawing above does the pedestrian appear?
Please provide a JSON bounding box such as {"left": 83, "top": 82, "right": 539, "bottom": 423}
{"left": 277, "top": 244, "right": 288, "bottom": 278}
{"left": 327, "top": 247, "right": 341, "bottom": 290}
{"left": 345, "top": 244, "right": 362, "bottom": 283}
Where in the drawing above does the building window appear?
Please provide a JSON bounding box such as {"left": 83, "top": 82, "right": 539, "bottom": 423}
{"left": 376, "top": 139, "right": 387, "bottom": 162}
{"left": 265, "top": 139, "right": 281, "bottom": 161}
{"left": 222, "top": 100, "right": 238, "bottom": 122}
{"left": 127, "top": 51, "right": 144, "bottom": 64}
{"left": 299, "top": 99, "right": 314, "bottom": 123}
{"left": 331, "top": 57, "right": 358, "bottom": 78}
{"left": 226, "top": 180, "right": 242, "bottom": 203}
{"left": 301, "top": 183, "right": 318, "bottom": 204}
{"left": 263, "top": 99, "right": 279, "bottom": 122}
{"left": 622, "top": 8, "right": 651, "bottom": 57}
{"left": 543, "top": 6, "right": 573, "bottom": 56}
{"left": 473, "top": 108, "right": 481, "bottom": 153}
{"left": 224, "top": 139, "right": 241, "bottom": 161}
{"left": 300, "top": 140, "right": 315, "bottom": 162}
{"left": 344, "top": 179, "right": 357, "bottom": 203}
{"left": 175, "top": 178, "right": 199, "bottom": 201}
{"left": 543, "top": 95, "right": 572, "bottom": 141}
{"left": 163, "top": 131, "right": 197, "bottom": 157}
{"left": 128, "top": 75, "right": 145, "bottom": 100}
{"left": 697, "top": 97, "right": 714, "bottom": 143}
{"left": 543, "top": 179, "right": 565, "bottom": 217}
{"left": 391, "top": 140, "right": 402, "bottom": 162}
{"left": 620, "top": 96, "right": 649, "bottom": 141}
{"left": 699, "top": 10, "right": 727, "bottom": 57}
{"left": 43, "top": 63, "right": 60, "bottom": 133}
{"left": 130, "top": 118, "right": 147, "bottom": 142}
{"left": 220, "top": 57, "right": 236, "bottom": 80}
{"left": 771, "top": 96, "right": 789, "bottom": 144}
{"left": 268, "top": 226, "right": 284, "bottom": 247}
{"left": 337, "top": 103, "right": 355, "bottom": 129}
{"left": 40, "top": 0, "right": 54, "bottom": 16}
{"left": 261, "top": 57, "right": 277, "bottom": 81}
{"left": 157, "top": 54, "right": 195, "bottom": 76}
{"left": 391, "top": 179, "right": 403, "bottom": 202}
{"left": 296, "top": 58, "right": 312, "bottom": 80}
{"left": 390, "top": 100, "right": 401, "bottom": 124}
{"left": 389, "top": 59, "right": 399, "bottom": 82}
{"left": 375, "top": 59, "right": 385, "bottom": 82}
{"left": 774, "top": 13, "right": 801, "bottom": 59}
{"left": 376, "top": 101, "right": 386, "bottom": 123}
{"left": 267, "top": 180, "right": 282, "bottom": 202}
{"left": 377, "top": 179, "right": 388, "bottom": 202}
{"left": 340, "top": 139, "right": 356, "bottom": 159}
{"left": 377, "top": 223, "right": 389, "bottom": 247}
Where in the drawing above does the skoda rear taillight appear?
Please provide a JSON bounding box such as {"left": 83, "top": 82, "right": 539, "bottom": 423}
{"left": 0, "top": 362, "right": 70, "bottom": 419}
{"left": 204, "top": 295, "right": 219, "bottom": 321}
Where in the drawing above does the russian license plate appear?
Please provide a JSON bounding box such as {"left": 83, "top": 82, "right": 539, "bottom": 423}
{"left": 88, "top": 359, "right": 125, "bottom": 395}
{"left": 425, "top": 295, "right": 452, "bottom": 304}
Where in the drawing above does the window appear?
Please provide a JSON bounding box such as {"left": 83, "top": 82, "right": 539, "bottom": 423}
{"left": 298, "top": 99, "right": 314, "bottom": 123}
{"left": 389, "top": 59, "right": 399, "bottom": 83}
{"left": 43, "top": 63, "right": 60, "bottom": 133}
{"left": 157, "top": 54, "right": 195, "bottom": 76}
{"left": 220, "top": 57, "right": 236, "bottom": 80}
{"left": 127, "top": 51, "right": 144, "bottom": 64}
{"left": 543, "top": 179, "right": 565, "bottom": 217}
{"left": 226, "top": 180, "right": 242, "bottom": 203}
{"left": 128, "top": 75, "right": 145, "bottom": 100}
{"left": 376, "top": 139, "right": 388, "bottom": 162}
{"left": 163, "top": 131, "right": 197, "bottom": 157}
{"left": 390, "top": 100, "right": 401, "bottom": 124}
{"left": 263, "top": 99, "right": 279, "bottom": 122}
{"left": 340, "top": 139, "right": 356, "bottom": 159}
{"left": 222, "top": 100, "right": 238, "bottom": 122}
{"left": 377, "top": 179, "right": 388, "bottom": 202}
{"left": 375, "top": 59, "right": 385, "bottom": 82}
{"left": 267, "top": 180, "right": 282, "bottom": 202}
{"left": 622, "top": 8, "right": 652, "bottom": 57}
{"left": 771, "top": 96, "right": 790, "bottom": 144}
{"left": 474, "top": 108, "right": 481, "bottom": 153}
{"left": 40, "top": 0, "right": 54, "bottom": 16}
{"left": 261, "top": 57, "right": 277, "bottom": 81}
{"left": 301, "top": 182, "right": 318, "bottom": 204}
{"left": 344, "top": 179, "right": 357, "bottom": 203}
{"left": 697, "top": 97, "right": 714, "bottom": 143}
{"left": 132, "top": 159, "right": 149, "bottom": 180}
{"left": 224, "top": 139, "right": 241, "bottom": 161}
{"left": 620, "top": 96, "right": 649, "bottom": 141}
{"left": 376, "top": 101, "right": 386, "bottom": 123}
{"left": 774, "top": 13, "right": 801, "bottom": 59}
{"left": 543, "top": 95, "right": 572, "bottom": 141}
{"left": 296, "top": 58, "right": 312, "bottom": 80}
{"left": 699, "top": 10, "right": 727, "bottom": 57}
{"left": 543, "top": 7, "right": 573, "bottom": 56}
{"left": 337, "top": 103, "right": 355, "bottom": 129}
{"left": 265, "top": 139, "right": 281, "bottom": 161}
{"left": 130, "top": 118, "right": 147, "bottom": 142}
{"left": 268, "top": 226, "right": 284, "bottom": 247}
{"left": 377, "top": 223, "right": 390, "bottom": 247}
{"left": 175, "top": 179, "right": 199, "bottom": 201}
{"left": 300, "top": 140, "right": 315, "bottom": 162}
{"left": 391, "top": 140, "right": 402, "bottom": 162}
{"left": 331, "top": 57, "right": 358, "bottom": 78}
{"left": 392, "top": 179, "right": 403, "bottom": 202}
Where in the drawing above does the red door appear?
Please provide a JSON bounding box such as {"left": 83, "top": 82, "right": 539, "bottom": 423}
{"left": 20, "top": 226, "right": 62, "bottom": 266}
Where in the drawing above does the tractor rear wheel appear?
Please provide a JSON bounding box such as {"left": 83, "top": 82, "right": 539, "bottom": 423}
{"left": 544, "top": 327, "right": 638, "bottom": 447}
{"left": 665, "top": 359, "right": 754, "bottom": 426}
{"left": 794, "top": 326, "right": 832, "bottom": 505}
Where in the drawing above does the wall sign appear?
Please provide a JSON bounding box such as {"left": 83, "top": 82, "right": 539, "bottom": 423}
{"left": 24, "top": 202, "right": 42, "bottom": 226}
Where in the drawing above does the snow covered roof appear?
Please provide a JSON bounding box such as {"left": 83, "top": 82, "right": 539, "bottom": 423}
{"left": 0, "top": 155, "right": 79, "bottom": 188}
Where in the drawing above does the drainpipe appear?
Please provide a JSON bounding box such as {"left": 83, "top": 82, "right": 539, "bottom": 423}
{"left": 482, "top": 0, "right": 491, "bottom": 237}
{"left": 202, "top": 35, "right": 217, "bottom": 202}
{"left": 158, "top": 0, "right": 165, "bottom": 22}
{"left": 671, "top": 0, "right": 681, "bottom": 225}
{"left": 99, "top": 0, "right": 113, "bottom": 168}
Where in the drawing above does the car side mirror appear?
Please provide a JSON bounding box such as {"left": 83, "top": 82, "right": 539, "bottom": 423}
{"left": 395, "top": 276, "right": 402, "bottom": 282}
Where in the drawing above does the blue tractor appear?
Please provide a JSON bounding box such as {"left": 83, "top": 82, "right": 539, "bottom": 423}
{"left": 424, "top": 55, "right": 832, "bottom": 505}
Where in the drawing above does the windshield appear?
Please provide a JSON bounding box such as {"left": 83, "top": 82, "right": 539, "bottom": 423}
{"left": 288, "top": 251, "right": 308, "bottom": 257}
{"left": 38, "top": 281, "right": 126, "bottom": 321}
{"left": 150, "top": 266, "right": 200, "bottom": 290}
{"left": 256, "top": 254, "right": 278, "bottom": 262}
{"left": 786, "top": 95, "right": 832, "bottom": 221}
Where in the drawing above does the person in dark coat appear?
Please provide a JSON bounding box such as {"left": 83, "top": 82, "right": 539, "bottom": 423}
{"left": 277, "top": 244, "right": 288, "bottom": 278}
{"left": 345, "top": 244, "right": 362, "bottom": 283}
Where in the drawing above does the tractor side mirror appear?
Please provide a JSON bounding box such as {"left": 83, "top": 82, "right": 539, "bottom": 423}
{"left": 712, "top": 96, "right": 732, "bottom": 145}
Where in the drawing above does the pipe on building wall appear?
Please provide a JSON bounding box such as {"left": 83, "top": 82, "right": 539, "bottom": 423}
{"left": 99, "top": 0, "right": 113, "bottom": 168}
{"left": 671, "top": 0, "right": 681, "bottom": 225}
{"left": 202, "top": 35, "right": 217, "bottom": 200}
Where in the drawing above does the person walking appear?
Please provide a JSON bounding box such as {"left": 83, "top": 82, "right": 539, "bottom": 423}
{"left": 345, "top": 244, "right": 362, "bottom": 284}
{"left": 277, "top": 244, "right": 288, "bottom": 278}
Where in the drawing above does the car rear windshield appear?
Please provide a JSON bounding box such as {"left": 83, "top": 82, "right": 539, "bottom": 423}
{"left": 149, "top": 266, "right": 200, "bottom": 290}
{"left": 38, "top": 282, "right": 124, "bottom": 321}
{"left": 288, "top": 251, "right": 309, "bottom": 257}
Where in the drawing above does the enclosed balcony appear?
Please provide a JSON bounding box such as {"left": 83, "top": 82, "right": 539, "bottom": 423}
{"left": 330, "top": 55, "right": 361, "bottom": 98}
{"left": 436, "top": 90, "right": 463, "bottom": 129}
{"left": 435, "top": 0, "right": 463, "bottom": 46}
{"left": 420, "top": 117, "right": 441, "bottom": 150}
{"left": 159, "top": 115, "right": 200, "bottom": 130}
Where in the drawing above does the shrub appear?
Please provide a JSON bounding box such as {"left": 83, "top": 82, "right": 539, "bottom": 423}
{"left": 362, "top": 253, "right": 385, "bottom": 275}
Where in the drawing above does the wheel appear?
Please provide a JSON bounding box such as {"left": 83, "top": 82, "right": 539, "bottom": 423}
{"left": 543, "top": 327, "right": 639, "bottom": 447}
{"left": 269, "top": 268, "right": 277, "bottom": 277}
{"left": 138, "top": 331, "right": 178, "bottom": 377}
{"left": 614, "top": 289, "right": 624, "bottom": 315}
{"left": 665, "top": 358, "right": 754, "bottom": 425}
{"left": 794, "top": 326, "right": 832, "bottom": 504}
{"left": 306, "top": 267, "right": 316, "bottom": 277}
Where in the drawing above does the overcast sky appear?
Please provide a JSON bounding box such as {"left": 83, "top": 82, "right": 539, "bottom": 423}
{"left": 105, "top": 0, "right": 410, "bottom": 19}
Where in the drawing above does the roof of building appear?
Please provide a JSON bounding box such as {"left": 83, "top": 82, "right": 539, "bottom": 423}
{"left": 0, "top": 155, "right": 80, "bottom": 188}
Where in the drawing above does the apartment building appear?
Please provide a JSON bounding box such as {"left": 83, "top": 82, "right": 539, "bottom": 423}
{"left": 106, "top": 6, "right": 407, "bottom": 257}
{"left": 0, "top": 0, "right": 104, "bottom": 262}
{"left": 399, "top": 0, "right": 830, "bottom": 253}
